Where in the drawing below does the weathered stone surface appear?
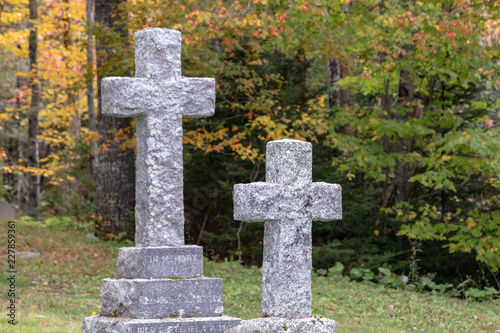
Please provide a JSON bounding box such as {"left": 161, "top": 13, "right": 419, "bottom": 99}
{"left": 134, "top": 28, "right": 182, "bottom": 81}
{"left": 233, "top": 183, "right": 280, "bottom": 222}
{"left": 224, "top": 317, "right": 336, "bottom": 333}
{"left": 0, "top": 200, "right": 15, "bottom": 219}
{"left": 233, "top": 139, "right": 342, "bottom": 319}
{"left": 82, "top": 315, "right": 241, "bottom": 333}
{"left": 17, "top": 252, "right": 41, "bottom": 259}
{"left": 310, "top": 183, "right": 342, "bottom": 221}
{"left": 100, "top": 278, "right": 223, "bottom": 319}
{"left": 117, "top": 246, "right": 203, "bottom": 279}
{"left": 101, "top": 28, "right": 215, "bottom": 247}
{"left": 81, "top": 28, "right": 241, "bottom": 333}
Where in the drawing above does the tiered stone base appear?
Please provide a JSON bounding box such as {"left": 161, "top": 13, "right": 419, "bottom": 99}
{"left": 82, "top": 315, "right": 241, "bottom": 333}
{"left": 100, "top": 278, "right": 223, "bottom": 318}
{"left": 224, "top": 317, "right": 336, "bottom": 333}
{"left": 82, "top": 245, "right": 241, "bottom": 332}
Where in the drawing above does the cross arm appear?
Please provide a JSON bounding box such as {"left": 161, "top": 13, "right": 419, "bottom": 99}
{"left": 233, "top": 183, "right": 280, "bottom": 222}
{"left": 180, "top": 78, "right": 215, "bottom": 118}
{"left": 310, "top": 182, "right": 342, "bottom": 221}
{"left": 101, "top": 77, "right": 152, "bottom": 117}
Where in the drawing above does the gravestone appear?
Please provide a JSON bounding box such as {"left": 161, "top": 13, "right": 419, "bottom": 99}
{"left": 82, "top": 28, "right": 241, "bottom": 333}
{"left": 0, "top": 200, "right": 16, "bottom": 219}
{"left": 17, "top": 252, "right": 40, "bottom": 259}
{"left": 227, "top": 139, "right": 341, "bottom": 333}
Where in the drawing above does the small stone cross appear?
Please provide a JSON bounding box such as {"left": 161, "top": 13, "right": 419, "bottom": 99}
{"left": 101, "top": 28, "right": 215, "bottom": 247}
{"left": 233, "top": 139, "right": 342, "bottom": 318}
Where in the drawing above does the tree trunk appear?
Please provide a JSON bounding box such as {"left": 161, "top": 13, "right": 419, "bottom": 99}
{"left": 60, "top": 0, "right": 81, "bottom": 207}
{"left": 296, "top": 47, "right": 309, "bottom": 110}
{"left": 377, "top": 43, "right": 417, "bottom": 225}
{"left": 86, "top": 0, "right": 97, "bottom": 157}
{"left": 94, "top": 0, "right": 135, "bottom": 240}
{"left": 3, "top": 70, "right": 25, "bottom": 209}
{"left": 27, "top": 0, "right": 40, "bottom": 219}
{"left": 63, "top": 0, "right": 81, "bottom": 139}
{"left": 378, "top": 55, "right": 415, "bottom": 215}
{"left": 394, "top": 61, "right": 415, "bottom": 205}
{"left": 327, "top": 59, "right": 349, "bottom": 110}
{"left": 327, "top": 0, "right": 353, "bottom": 110}
{"left": 378, "top": 79, "right": 394, "bottom": 230}
{"left": 379, "top": 0, "right": 418, "bottom": 211}
{"left": 327, "top": 59, "right": 341, "bottom": 109}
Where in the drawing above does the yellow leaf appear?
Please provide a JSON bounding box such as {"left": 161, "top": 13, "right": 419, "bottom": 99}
{"left": 466, "top": 217, "right": 476, "bottom": 229}
{"left": 247, "top": 59, "right": 262, "bottom": 66}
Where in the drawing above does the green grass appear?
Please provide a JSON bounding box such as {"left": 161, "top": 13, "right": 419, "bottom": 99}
{"left": 0, "top": 219, "right": 499, "bottom": 332}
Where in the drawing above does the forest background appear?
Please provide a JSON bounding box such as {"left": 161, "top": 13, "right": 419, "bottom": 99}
{"left": 0, "top": 0, "right": 499, "bottom": 293}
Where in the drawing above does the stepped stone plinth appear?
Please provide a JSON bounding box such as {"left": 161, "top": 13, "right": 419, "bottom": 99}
{"left": 100, "top": 278, "right": 223, "bottom": 319}
{"left": 83, "top": 316, "right": 241, "bottom": 333}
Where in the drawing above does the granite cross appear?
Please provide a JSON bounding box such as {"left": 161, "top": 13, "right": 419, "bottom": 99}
{"left": 101, "top": 28, "right": 215, "bottom": 247}
{"left": 233, "top": 139, "right": 342, "bottom": 318}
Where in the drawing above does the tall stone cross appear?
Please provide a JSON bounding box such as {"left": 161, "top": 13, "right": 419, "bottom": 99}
{"left": 233, "top": 139, "right": 342, "bottom": 318}
{"left": 101, "top": 28, "right": 215, "bottom": 247}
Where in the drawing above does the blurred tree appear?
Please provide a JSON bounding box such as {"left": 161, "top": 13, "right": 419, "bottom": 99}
{"left": 94, "top": 0, "right": 135, "bottom": 240}
{"left": 27, "top": 0, "right": 40, "bottom": 219}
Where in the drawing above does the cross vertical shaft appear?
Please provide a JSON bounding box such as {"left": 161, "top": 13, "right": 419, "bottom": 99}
{"left": 101, "top": 28, "right": 215, "bottom": 247}
{"left": 134, "top": 29, "right": 184, "bottom": 246}
{"left": 263, "top": 140, "right": 313, "bottom": 318}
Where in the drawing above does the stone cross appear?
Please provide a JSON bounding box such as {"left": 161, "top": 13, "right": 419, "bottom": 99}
{"left": 82, "top": 28, "right": 242, "bottom": 333}
{"left": 101, "top": 28, "right": 215, "bottom": 247}
{"left": 233, "top": 139, "right": 342, "bottom": 318}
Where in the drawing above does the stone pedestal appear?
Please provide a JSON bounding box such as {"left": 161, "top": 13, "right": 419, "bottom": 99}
{"left": 83, "top": 316, "right": 242, "bottom": 333}
{"left": 100, "top": 277, "right": 223, "bottom": 319}
{"left": 82, "top": 246, "right": 240, "bottom": 332}
{"left": 224, "top": 317, "right": 336, "bottom": 333}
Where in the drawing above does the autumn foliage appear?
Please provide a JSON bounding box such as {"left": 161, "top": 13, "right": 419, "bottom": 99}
{"left": 0, "top": 0, "right": 499, "bottom": 287}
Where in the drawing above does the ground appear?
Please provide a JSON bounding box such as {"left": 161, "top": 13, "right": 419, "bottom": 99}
{"left": 0, "top": 219, "right": 499, "bottom": 332}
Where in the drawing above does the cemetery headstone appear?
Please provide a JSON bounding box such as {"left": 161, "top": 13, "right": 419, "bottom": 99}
{"left": 0, "top": 200, "right": 16, "bottom": 219}
{"left": 81, "top": 28, "right": 241, "bottom": 333}
{"left": 17, "top": 252, "right": 41, "bottom": 259}
{"left": 227, "top": 139, "right": 341, "bottom": 333}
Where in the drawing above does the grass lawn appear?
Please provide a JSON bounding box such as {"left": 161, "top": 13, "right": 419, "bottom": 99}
{"left": 0, "top": 219, "right": 499, "bottom": 332}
